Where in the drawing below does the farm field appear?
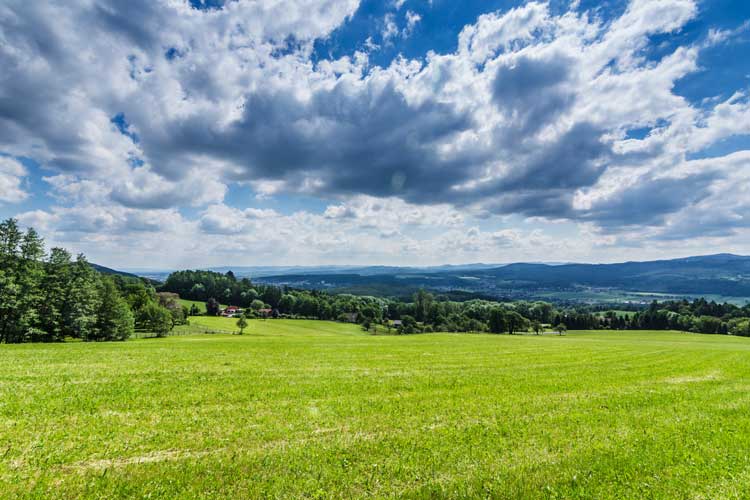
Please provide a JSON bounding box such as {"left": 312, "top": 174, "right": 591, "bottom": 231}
{"left": 594, "top": 309, "right": 638, "bottom": 318}
{"left": 3, "top": 323, "right": 750, "bottom": 498}
{"left": 178, "top": 299, "right": 228, "bottom": 314}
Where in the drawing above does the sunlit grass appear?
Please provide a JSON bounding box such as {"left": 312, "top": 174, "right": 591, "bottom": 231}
{"left": 178, "top": 299, "right": 228, "bottom": 314}
{"left": 2, "top": 322, "right": 750, "bottom": 498}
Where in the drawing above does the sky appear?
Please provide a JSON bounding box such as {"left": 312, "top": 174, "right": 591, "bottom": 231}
{"left": 1, "top": 0, "right": 750, "bottom": 269}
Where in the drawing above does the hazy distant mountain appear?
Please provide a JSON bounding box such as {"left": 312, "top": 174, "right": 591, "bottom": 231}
{"left": 206, "top": 263, "right": 508, "bottom": 277}
{"left": 126, "top": 254, "right": 750, "bottom": 303}
{"left": 91, "top": 263, "right": 138, "bottom": 278}
{"left": 128, "top": 263, "right": 508, "bottom": 281}
{"left": 251, "top": 254, "right": 750, "bottom": 301}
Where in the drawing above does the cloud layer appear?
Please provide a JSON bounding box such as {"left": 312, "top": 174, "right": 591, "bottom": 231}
{"left": 1, "top": 0, "right": 749, "bottom": 266}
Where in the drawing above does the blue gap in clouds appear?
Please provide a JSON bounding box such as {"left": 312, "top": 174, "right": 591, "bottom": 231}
{"left": 312, "top": 0, "right": 632, "bottom": 68}
{"left": 221, "top": 183, "right": 331, "bottom": 217}
{"left": 0, "top": 155, "right": 57, "bottom": 220}
{"left": 313, "top": 0, "right": 593, "bottom": 68}
{"left": 687, "top": 134, "right": 750, "bottom": 160}
{"left": 672, "top": 0, "right": 750, "bottom": 106}
{"left": 625, "top": 119, "right": 670, "bottom": 140}
{"left": 625, "top": 126, "right": 655, "bottom": 140}
{"left": 165, "top": 47, "right": 182, "bottom": 60}
{"left": 110, "top": 113, "right": 140, "bottom": 144}
{"left": 189, "top": 0, "right": 226, "bottom": 11}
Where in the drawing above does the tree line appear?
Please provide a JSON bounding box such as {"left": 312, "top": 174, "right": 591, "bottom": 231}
{"left": 0, "top": 219, "right": 183, "bottom": 343}
{"left": 3, "top": 218, "right": 750, "bottom": 343}
{"left": 165, "top": 269, "right": 750, "bottom": 337}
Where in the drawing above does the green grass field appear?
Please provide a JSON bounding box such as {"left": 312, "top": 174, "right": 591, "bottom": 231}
{"left": 3, "top": 322, "right": 750, "bottom": 498}
{"left": 178, "top": 299, "right": 228, "bottom": 314}
{"left": 595, "top": 309, "right": 637, "bottom": 318}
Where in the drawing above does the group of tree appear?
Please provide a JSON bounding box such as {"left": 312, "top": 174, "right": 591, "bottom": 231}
{"left": 5, "top": 219, "right": 750, "bottom": 343}
{"left": 162, "top": 270, "right": 282, "bottom": 309}
{"left": 165, "top": 270, "right": 575, "bottom": 335}
{"left": 164, "top": 267, "right": 750, "bottom": 337}
{"left": 0, "top": 219, "right": 182, "bottom": 343}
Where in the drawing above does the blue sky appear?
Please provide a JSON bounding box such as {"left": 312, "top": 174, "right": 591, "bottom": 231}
{"left": 1, "top": 0, "right": 749, "bottom": 268}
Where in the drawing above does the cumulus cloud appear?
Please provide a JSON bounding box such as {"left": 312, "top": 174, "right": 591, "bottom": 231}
{"left": 0, "top": 157, "right": 28, "bottom": 203}
{"left": 1, "top": 0, "right": 749, "bottom": 265}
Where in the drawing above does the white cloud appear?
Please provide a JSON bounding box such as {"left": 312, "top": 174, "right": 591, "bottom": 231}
{"left": 0, "top": 157, "right": 28, "bottom": 203}
{"left": 404, "top": 10, "right": 422, "bottom": 37}
{"left": 2, "top": 0, "right": 750, "bottom": 265}
{"left": 382, "top": 13, "right": 399, "bottom": 42}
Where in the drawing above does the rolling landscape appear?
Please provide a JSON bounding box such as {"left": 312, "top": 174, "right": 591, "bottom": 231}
{"left": 246, "top": 253, "right": 750, "bottom": 303}
{"left": 3, "top": 0, "right": 750, "bottom": 498}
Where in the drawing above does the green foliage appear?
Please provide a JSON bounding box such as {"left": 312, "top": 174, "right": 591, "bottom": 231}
{"left": 90, "top": 278, "right": 134, "bottom": 341}
{"left": 138, "top": 302, "right": 173, "bottom": 338}
{"left": 37, "top": 248, "right": 72, "bottom": 341}
{"left": 160, "top": 267, "right": 750, "bottom": 338}
{"left": 506, "top": 310, "right": 526, "bottom": 335}
{"left": 206, "top": 297, "right": 221, "bottom": 316}
{"left": 65, "top": 254, "right": 100, "bottom": 340}
{"left": 0, "top": 219, "right": 170, "bottom": 343}
{"left": 0, "top": 219, "right": 45, "bottom": 343}
{"left": 162, "top": 269, "right": 265, "bottom": 308}
{"left": 413, "top": 289, "right": 433, "bottom": 323}
{"left": 397, "top": 315, "right": 418, "bottom": 334}
{"left": 730, "top": 318, "right": 750, "bottom": 337}
{"left": 531, "top": 320, "right": 543, "bottom": 335}
{"left": 278, "top": 294, "right": 296, "bottom": 313}
{"left": 236, "top": 314, "right": 248, "bottom": 335}
{"left": 488, "top": 308, "right": 507, "bottom": 334}
{"left": 6, "top": 218, "right": 750, "bottom": 343}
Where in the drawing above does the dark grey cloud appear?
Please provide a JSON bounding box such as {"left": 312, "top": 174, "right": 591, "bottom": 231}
{"left": 455, "top": 122, "right": 611, "bottom": 218}
{"left": 1, "top": 0, "right": 747, "bottom": 246}
{"left": 652, "top": 202, "right": 750, "bottom": 240}
{"left": 580, "top": 172, "right": 721, "bottom": 230}
{"left": 143, "top": 80, "right": 485, "bottom": 204}
{"left": 110, "top": 188, "right": 181, "bottom": 210}
{"left": 92, "top": 1, "right": 164, "bottom": 50}
{"left": 480, "top": 189, "right": 575, "bottom": 219}
{"left": 499, "top": 122, "right": 609, "bottom": 191}
{"left": 493, "top": 54, "right": 575, "bottom": 136}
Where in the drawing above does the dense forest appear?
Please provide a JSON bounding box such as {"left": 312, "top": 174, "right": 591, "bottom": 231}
{"left": 2, "top": 218, "right": 750, "bottom": 343}
{"left": 0, "top": 219, "right": 183, "bottom": 343}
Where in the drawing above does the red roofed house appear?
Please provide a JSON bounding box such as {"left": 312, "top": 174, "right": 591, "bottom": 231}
{"left": 221, "top": 306, "right": 242, "bottom": 318}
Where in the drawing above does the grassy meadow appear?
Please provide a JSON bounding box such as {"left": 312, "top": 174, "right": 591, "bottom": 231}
{"left": 3, "top": 321, "right": 750, "bottom": 498}
{"left": 178, "top": 299, "right": 228, "bottom": 315}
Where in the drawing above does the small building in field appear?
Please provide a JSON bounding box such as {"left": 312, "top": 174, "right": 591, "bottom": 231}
{"left": 391, "top": 319, "right": 403, "bottom": 327}
{"left": 221, "top": 306, "right": 242, "bottom": 318}
{"left": 258, "top": 308, "right": 273, "bottom": 318}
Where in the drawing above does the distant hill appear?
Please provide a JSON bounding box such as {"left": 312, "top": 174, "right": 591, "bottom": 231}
{"left": 475, "top": 254, "right": 750, "bottom": 295}
{"left": 91, "top": 263, "right": 138, "bottom": 279}
{"left": 251, "top": 254, "right": 750, "bottom": 302}
{"left": 130, "top": 254, "right": 750, "bottom": 303}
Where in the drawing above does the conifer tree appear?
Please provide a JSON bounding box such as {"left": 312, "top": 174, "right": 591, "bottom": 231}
{"left": 38, "top": 248, "right": 72, "bottom": 341}
{"left": 91, "top": 278, "right": 134, "bottom": 341}
{"left": 0, "top": 219, "right": 24, "bottom": 342}
{"left": 17, "top": 227, "right": 45, "bottom": 340}
{"left": 64, "top": 254, "right": 100, "bottom": 339}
